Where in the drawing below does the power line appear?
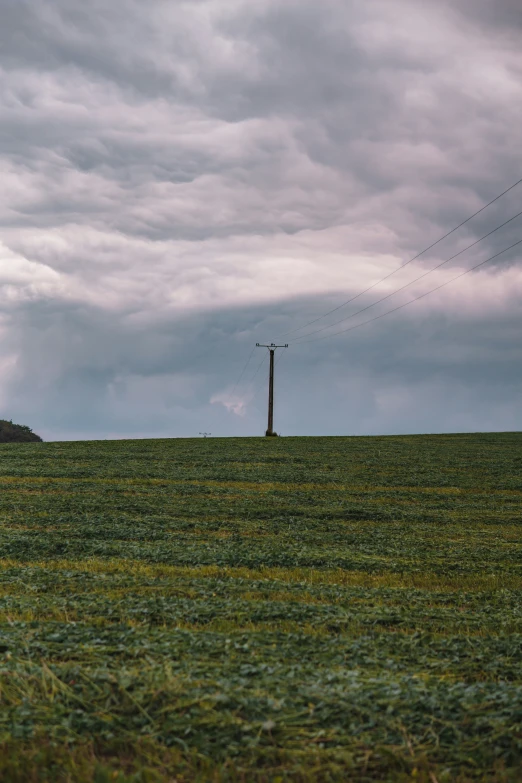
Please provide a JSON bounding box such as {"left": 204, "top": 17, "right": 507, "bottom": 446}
{"left": 215, "top": 349, "right": 266, "bottom": 428}
{"left": 228, "top": 345, "right": 256, "bottom": 400}
{"left": 215, "top": 350, "right": 266, "bottom": 422}
{"left": 251, "top": 346, "right": 287, "bottom": 405}
{"left": 251, "top": 363, "right": 270, "bottom": 403}
{"left": 292, "top": 238, "right": 522, "bottom": 344}
{"left": 292, "top": 209, "right": 522, "bottom": 342}
{"left": 280, "top": 175, "right": 522, "bottom": 338}
{"left": 275, "top": 346, "right": 287, "bottom": 369}
{"left": 212, "top": 345, "right": 256, "bottom": 433}
{"left": 247, "top": 351, "right": 268, "bottom": 387}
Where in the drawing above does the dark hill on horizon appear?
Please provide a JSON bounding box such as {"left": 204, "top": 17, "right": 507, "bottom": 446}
{"left": 0, "top": 419, "right": 43, "bottom": 443}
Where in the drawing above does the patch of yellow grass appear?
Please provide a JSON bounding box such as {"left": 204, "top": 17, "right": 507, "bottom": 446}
{"left": 0, "top": 557, "right": 519, "bottom": 592}
{"left": 2, "top": 474, "right": 522, "bottom": 497}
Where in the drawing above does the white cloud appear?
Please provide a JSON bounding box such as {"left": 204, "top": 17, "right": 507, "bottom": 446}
{"left": 210, "top": 391, "right": 248, "bottom": 417}
{"left": 0, "top": 241, "right": 63, "bottom": 305}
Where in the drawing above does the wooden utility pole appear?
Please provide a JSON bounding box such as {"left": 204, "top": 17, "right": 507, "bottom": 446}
{"left": 256, "top": 343, "right": 288, "bottom": 436}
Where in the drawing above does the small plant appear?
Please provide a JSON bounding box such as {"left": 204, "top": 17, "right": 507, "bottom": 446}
{"left": 0, "top": 419, "right": 43, "bottom": 443}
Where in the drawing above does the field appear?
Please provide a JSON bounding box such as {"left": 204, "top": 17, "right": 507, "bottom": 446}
{"left": 0, "top": 433, "right": 521, "bottom": 782}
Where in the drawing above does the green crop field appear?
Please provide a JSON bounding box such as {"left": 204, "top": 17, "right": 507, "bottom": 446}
{"left": 0, "top": 433, "right": 521, "bottom": 782}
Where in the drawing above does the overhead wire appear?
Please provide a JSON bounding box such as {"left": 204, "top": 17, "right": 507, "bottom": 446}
{"left": 250, "top": 347, "right": 287, "bottom": 406}
{"left": 275, "top": 346, "right": 288, "bottom": 369}
{"left": 221, "top": 178, "right": 522, "bottom": 431}
{"left": 211, "top": 345, "right": 255, "bottom": 431}
{"left": 291, "top": 208, "right": 522, "bottom": 342}
{"left": 292, "top": 238, "right": 522, "bottom": 343}
{"left": 280, "top": 175, "right": 522, "bottom": 338}
{"left": 227, "top": 345, "right": 256, "bottom": 400}
{"left": 246, "top": 350, "right": 269, "bottom": 388}
{"left": 250, "top": 360, "right": 271, "bottom": 405}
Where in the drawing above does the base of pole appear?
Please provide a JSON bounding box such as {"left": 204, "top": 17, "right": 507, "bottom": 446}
{"left": 265, "top": 430, "right": 279, "bottom": 437}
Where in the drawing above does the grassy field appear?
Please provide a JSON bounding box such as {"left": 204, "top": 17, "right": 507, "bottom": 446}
{"left": 0, "top": 433, "right": 521, "bottom": 782}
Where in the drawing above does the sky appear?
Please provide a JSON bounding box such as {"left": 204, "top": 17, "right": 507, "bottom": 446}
{"left": 1, "top": 0, "right": 522, "bottom": 440}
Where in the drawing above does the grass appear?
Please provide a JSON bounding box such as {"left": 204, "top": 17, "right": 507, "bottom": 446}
{"left": 0, "top": 432, "right": 521, "bottom": 781}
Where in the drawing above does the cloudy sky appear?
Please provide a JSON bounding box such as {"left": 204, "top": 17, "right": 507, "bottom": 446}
{"left": 1, "top": 0, "right": 522, "bottom": 440}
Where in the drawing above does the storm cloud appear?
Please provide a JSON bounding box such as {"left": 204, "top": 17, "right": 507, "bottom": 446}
{"left": 1, "top": 0, "right": 521, "bottom": 439}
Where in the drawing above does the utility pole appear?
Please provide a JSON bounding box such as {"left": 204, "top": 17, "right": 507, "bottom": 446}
{"left": 256, "top": 343, "right": 288, "bottom": 436}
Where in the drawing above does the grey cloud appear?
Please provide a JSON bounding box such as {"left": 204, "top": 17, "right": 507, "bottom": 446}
{"left": 3, "top": 291, "right": 522, "bottom": 439}
{"left": 3, "top": 0, "right": 521, "bottom": 244}
{"left": 1, "top": 0, "right": 522, "bottom": 438}
{"left": 447, "top": 0, "right": 522, "bottom": 31}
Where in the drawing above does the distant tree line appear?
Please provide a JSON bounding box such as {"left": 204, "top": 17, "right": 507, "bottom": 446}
{"left": 0, "top": 420, "right": 43, "bottom": 443}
